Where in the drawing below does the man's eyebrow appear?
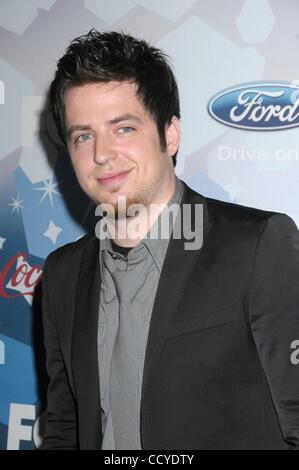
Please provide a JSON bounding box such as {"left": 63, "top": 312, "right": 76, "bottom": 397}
{"left": 66, "top": 125, "right": 91, "bottom": 140}
{"left": 66, "top": 114, "right": 143, "bottom": 140}
{"left": 109, "top": 114, "right": 143, "bottom": 125}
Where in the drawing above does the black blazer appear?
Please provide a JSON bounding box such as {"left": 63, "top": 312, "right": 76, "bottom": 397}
{"left": 41, "top": 181, "right": 299, "bottom": 449}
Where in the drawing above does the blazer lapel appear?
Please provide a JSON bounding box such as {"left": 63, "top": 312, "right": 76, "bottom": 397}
{"left": 142, "top": 183, "right": 212, "bottom": 392}
{"left": 72, "top": 235, "right": 102, "bottom": 447}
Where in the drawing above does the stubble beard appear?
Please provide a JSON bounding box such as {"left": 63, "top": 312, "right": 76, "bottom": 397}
{"left": 97, "top": 180, "right": 162, "bottom": 220}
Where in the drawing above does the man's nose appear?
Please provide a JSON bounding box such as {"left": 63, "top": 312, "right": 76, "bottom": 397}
{"left": 93, "top": 136, "right": 117, "bottom": 164}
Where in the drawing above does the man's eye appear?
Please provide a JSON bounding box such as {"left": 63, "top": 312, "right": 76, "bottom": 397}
{"left": 75, "top": 133, "right": 92, "bottom": 143}
{"left": 117, "top": 126, "right": 134, "bottom": 134}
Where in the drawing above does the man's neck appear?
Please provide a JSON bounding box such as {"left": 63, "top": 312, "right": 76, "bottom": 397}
{"left": 108, "top": 175, "right": 176, "bottom": 248}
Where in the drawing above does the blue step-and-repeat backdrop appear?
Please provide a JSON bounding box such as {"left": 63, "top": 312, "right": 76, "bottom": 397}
{"left": 1, "top": 0, "right": 299, "bottom": 449}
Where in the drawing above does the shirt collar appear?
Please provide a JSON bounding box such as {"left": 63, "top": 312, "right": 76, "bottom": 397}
{"left": 141, "top": 176, "right": 183, "bottom": 271}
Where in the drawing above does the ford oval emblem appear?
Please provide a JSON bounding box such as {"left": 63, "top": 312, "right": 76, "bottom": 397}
{"left": 208, "top": 82, "right": 299, "bottom": 130}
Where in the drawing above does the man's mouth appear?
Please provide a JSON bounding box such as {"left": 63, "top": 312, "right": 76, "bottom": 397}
{"left": 97, "top": 169, "right": 132, "bottom": 186}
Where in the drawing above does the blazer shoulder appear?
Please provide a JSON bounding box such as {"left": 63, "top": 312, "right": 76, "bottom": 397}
{"left": 205, "top": 196, "right": 287, "bottom": 225}
{"left": 43, "top": 232, "right": 97, "bottom": 281}
{"left": 203, "top": 195, "right": 298, "bottom": 242}
{"left": 182, "top": 181, "right": 296, "bottom": 238}
{"left": 182, "top": 180, "right": 286, "bottom": 226}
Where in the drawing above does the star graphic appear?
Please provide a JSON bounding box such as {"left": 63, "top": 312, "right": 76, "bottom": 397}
{"left": 43, "top": 220, "right": 62, "bottom": 244}
{"left": 0, "top": 236, "right": 6, "bottom": 249}
{"left": 34, "top": 177, "right": 61, "bottom": 207}
{"left": 9, "top": 194, "right": 24, "bottom": 214}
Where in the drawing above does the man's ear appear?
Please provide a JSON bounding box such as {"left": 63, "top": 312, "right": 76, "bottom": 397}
{"left": 165, "top": 116, "right": 180, "bottom": 158}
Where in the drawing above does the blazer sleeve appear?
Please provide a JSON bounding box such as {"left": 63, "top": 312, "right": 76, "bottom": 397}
{"left": 247, "top": 213, "right": 299, "bottom": 449}
{"left": 41, "top": 255, "right": 78, "bottom": 450}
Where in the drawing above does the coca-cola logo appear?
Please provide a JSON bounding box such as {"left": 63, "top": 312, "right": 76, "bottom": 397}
{"left": 0, "top": 252, "right": 42, "bottom": 300}
{"left": 208, "top": 82, "right": 299, "bottom": 130}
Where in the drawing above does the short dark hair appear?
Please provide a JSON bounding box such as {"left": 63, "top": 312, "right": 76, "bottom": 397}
{"left": 49, "top": 29, "right": 181, "bottom": 167}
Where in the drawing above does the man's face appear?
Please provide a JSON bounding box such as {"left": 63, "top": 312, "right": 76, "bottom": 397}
{"left": 64, "top": 81, "right": 180, "bottom": 214}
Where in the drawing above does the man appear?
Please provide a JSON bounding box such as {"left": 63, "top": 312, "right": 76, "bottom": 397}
{"left": 42, "top": 29, "right": 299, "bottom": 450}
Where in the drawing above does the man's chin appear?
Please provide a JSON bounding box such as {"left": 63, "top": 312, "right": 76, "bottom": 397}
{"left": 95, "top": 193, "right": 148, "bottom": 219}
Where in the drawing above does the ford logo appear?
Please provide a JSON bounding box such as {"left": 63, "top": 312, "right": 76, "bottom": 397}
{"left": 208, "top": 82, "right": 299, "bottom": 130}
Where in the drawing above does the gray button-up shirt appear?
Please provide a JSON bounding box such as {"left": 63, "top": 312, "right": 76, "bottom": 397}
{"left": 98, "top": 176, "right": 183, "bottom": 449}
